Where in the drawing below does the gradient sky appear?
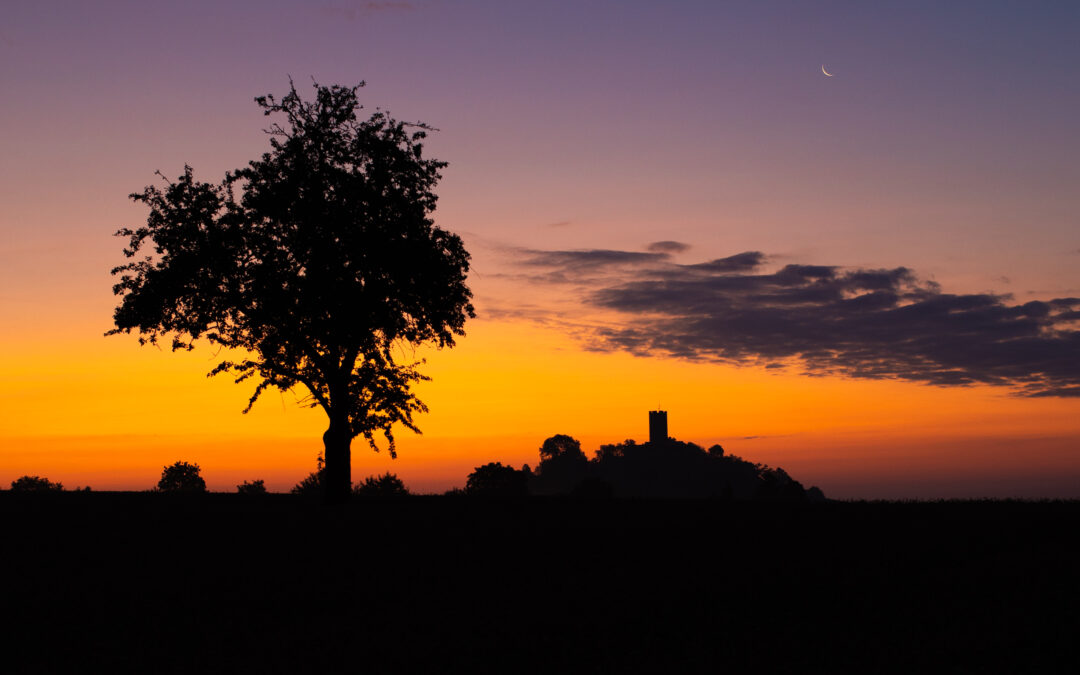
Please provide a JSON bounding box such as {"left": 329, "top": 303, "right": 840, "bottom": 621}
{"left": 2, "top": 0, "right": 1079, "bottom": 497}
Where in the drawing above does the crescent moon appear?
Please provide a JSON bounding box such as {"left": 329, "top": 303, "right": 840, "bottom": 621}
{"left": 821, "top": 64, "right": 833, "bottom": 77}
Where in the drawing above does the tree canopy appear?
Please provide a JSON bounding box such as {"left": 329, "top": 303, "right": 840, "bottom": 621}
{"left": 157, "top": 461, "right": 208, "bottom": 494}
{"left": 539, "top": 434, "right": 585, "bottom": 462}
{"left": 10, "top": 475, "right": 64, "bottom": 493}
{"left": 465, "top": 462, "right": 530, "bottom": 497}
{"left": 109, "top": 80, "right": 474, "bottom": 502}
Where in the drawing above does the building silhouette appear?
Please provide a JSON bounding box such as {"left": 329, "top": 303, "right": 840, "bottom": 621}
{"left": 649, "top": 410, "right": 668, "bottom": 444}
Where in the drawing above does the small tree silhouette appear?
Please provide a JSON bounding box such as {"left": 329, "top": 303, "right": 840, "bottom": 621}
{"left": 157, "top": 461, "right": 207, "bottom": 493}
{"left": 237, "top": 479, "right": 267, "bottom": 495}
{"left": 533, "top": 434, "right": 589, "bottom": 495}
{"left": 10, "top": 475, "right": 64, "bottom": 492}
{"left": 539, "top": 434, "right": 585, "bottom": 462}
{"left": 353, "top": 472, "right": 409, "bottom": 496}
{"left": 465, "top": 462, "right": 529, "bottom": 497}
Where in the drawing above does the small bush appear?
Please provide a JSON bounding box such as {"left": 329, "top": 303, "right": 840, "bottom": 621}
{"left": 157, "top": 461, "right": 207, "bottom": 494}
{"left": 291, "top": 454, "right": 325, "bottom": 497}
{"left": 353, "top": 472, "right": 409, "bottom": 497}
{"left": 10, "top": 475, "right": 64, "bottom": 493}
{"left": 237, "top": 479, "right": 267, "bottom": 495}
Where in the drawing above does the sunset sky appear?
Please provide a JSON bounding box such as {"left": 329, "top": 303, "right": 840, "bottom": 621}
{"left": 2, "top": 0, "right": 1079, "bottom": 498}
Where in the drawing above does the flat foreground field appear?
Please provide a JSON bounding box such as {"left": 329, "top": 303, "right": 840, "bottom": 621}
{"left": 4, "top": 495, "right": 1078, "bottom": 672}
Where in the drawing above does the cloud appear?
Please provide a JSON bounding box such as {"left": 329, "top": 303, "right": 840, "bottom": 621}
{"left": 520, "top": 248, "right": 670, "bottom": 270}
{"left": 646, "top": 241, "right": 691, "bottom": 254}
{"left": 514, "top": 246, "right": 1080, "bottom": 397}
{"left": 484, "top": 247, "right": 676, "bottom": 292}
{"left": 544, "top": 220, "right": 573, "bottom": 228}
{"left": 684, "top": 251, "right": 767, "bottom": 274}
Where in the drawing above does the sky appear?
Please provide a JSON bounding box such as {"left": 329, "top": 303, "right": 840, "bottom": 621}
{"left": 2, "top": 0, "right": 1079, "bottom": 497}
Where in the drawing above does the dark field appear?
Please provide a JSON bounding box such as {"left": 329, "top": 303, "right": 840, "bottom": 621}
{"left": 4, "top": 494, "right": 1078, "bottom": 673}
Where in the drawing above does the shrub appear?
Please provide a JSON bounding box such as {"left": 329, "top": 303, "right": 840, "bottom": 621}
{"left": 157, "top": 461, "right": 207, "bottom": 493}
{"left": 291, "top": 454, "right": 325, "bottom": 497}
{"left": 465, "top": 462, "right": 529, "bottom": 497}
{"left": 10, "top": 475, "right": 64, "bottom": 493}
{"left": 237, "top": 479, "right": 267, "bottom": 495}
{"left": 353, "top": 472, "right": 409, "bottom": 497}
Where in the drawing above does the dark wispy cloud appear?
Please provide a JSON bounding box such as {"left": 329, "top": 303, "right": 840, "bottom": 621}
{"left": 646, "top": 241, "right": 691, "bottom": 254}
{"left": 683, "top": 251, "right": 766, "bottom": 274}
{"left": 513, "top": 247, "right": 1080, "bottom": 397}
{"left": 487, "top": 247, "right": 676, "bottom": 288}
{"left": 520, "top": 248, "right": 670, "bottom": 269}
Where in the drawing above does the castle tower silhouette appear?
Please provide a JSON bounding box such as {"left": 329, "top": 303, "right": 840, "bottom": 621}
{"left": 649, "top": 410, "right": 668, "bottom": 444}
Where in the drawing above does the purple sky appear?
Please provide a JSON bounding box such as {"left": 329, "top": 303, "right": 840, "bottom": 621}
{"left": 5, "top": 1, "right": 1078, "bottom": 305}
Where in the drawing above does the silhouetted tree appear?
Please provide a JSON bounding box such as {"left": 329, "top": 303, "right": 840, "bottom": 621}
{"left": 595, "top": 439, "right": 636, "bottom": 461}
{"left": 539, "top": 434, "right": 585, "bottom": 462}
{"left": 465, "top": 462, "right": 530, "bottom": 497}
{"left": 237, "top": 479, "right": 268, "bottom": 495}
{"left": 707, "top": 444, "right": 725, "bottom": 457}
{"left": 533, "top": 435, "right": 590, "bottom": 495}
{"left": 157, "top": 461, "right": 207, "bottom": 493}
{"left": 109, "top": 80, "right": 474, "bottom": 503}
{"left": 353, "top": 472, "right": 409, "bottom": 496}
{"left": 10, "top": 475, "right": 64, "bottom": 492}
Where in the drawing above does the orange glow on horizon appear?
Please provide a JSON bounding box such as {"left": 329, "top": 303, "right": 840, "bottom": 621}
{"left": 3, "top": 315, "right": 1079, "bottom": 498}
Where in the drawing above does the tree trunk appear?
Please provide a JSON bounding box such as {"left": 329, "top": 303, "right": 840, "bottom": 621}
{"left": 322, "top": 414, "right": 352, "bottom": 504}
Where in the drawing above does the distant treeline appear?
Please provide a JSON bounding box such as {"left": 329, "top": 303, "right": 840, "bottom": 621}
{"left": 463, "top": 435, "right": 825, "bottom": 501}
{"left": 6, "top": 435, "right": 823, "bottom": 500}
